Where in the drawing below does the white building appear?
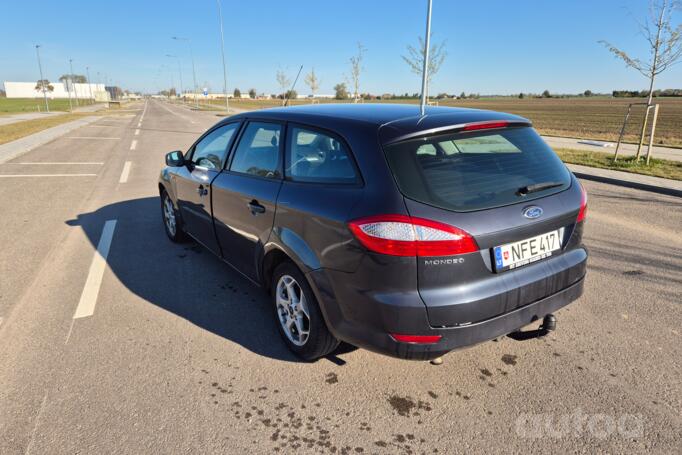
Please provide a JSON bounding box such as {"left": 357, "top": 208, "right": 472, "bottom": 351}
{"left": 296, "top": 94, "right": 335, "bottom": 99}
{"left": 3, "top": 81, "right": 109, "bottom": 101}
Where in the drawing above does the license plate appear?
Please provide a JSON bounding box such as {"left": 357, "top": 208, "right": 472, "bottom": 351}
{"left": 493, "top": 228, "right": 564, "bottom": 272}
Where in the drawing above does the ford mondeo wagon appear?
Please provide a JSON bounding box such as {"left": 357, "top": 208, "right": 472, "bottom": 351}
{"left": 159, "top": 104, "right": 587, "bottom": 361}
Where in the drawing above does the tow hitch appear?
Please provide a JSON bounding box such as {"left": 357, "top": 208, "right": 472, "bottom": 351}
{"left": 540, "top": 314, "right": 557, "bottom": 334}
{"left": 508, "top": 314, "right": 557, "bottom": 341}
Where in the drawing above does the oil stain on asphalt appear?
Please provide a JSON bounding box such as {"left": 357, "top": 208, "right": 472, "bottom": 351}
{"left": 501, "top": 354, "right": 518, "bottom": 366}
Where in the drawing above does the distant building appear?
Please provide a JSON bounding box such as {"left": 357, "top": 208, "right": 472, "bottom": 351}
{"left": 297, "top": 94, "right": 335, "bottom": 99}
{"left": 181, "top": 92, "right": 229, "bottom": 100}
{"left": 3, "top": 81, "right": 109, "bottom": 101}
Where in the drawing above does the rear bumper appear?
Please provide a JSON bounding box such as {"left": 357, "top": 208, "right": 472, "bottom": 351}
{"left": 307, "top": 253, "right": 586, "bottom": 360}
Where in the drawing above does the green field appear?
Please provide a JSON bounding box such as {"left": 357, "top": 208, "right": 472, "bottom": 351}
{"left": 205, "top": 96, "right": 682, "bottom": 147}
{"left": 0, "top": 98, "right": 96, "bottom": 114}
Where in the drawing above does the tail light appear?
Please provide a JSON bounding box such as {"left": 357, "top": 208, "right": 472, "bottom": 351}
{"left": 577, "top": 184, "right": 587, "bottom": 222}
{"left": 348, "top": 214, "right": 478, "bottom": 257}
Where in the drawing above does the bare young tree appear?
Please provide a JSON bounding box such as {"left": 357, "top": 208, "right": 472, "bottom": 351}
{"left": 304, "top": 68, "right": 321, "bottom": 101}
{"left": 402, "top": 35, "right": 447, "bottom": 101}
{"left": 600, "top": 0, "right": 682, "bottom": 159}
{"left": 276, "top": 69, "right": 291, "bottom": 105}
{"left": 348, "top": 42, "right": 365, "bottom": 101}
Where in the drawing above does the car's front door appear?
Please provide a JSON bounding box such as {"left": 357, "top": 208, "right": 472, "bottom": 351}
{"left": 211, "top": 121, "right": 284, "bottom": 281}
{"left": 175, "top": 122, "right": 241, "bottom": 254}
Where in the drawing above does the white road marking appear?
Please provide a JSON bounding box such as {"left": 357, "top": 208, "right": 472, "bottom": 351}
{"left": 119, "top": 161, "right": 132, "bottom": 183}
{"left": 25, "top": 391, "right": 49, "bottom": 455}
{"left": 64, "top": 319, "right": 75, "bottom": 345}
{"left": 157, "top": 101, "right": 197, "bottom": 124}
{"left": 10, "top": 162, "right": 104, "bottom": 165}
{"left": 140, "top": 100, "right": 147, "bottom": 122}
{"left": 130, "top": 140, "right": 137, "bottom": 150}
{"left": 137, "top": 101, "right": 146, "bottom": 128}
{"left": 0, "top": 174, "right": 97, "bottom": 178}
{"left": 73, "top": 220, "right": 117, "bottom": 319}
{"left": 134, "top": 129, "right": 140, "bottom": 135}
{"left": 62, "top": 136, "right": 120, "bottom": 140}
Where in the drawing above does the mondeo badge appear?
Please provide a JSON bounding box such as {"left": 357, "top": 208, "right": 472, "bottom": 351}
{"left": 523, "top": 206, "right": 543, "bottom": 219}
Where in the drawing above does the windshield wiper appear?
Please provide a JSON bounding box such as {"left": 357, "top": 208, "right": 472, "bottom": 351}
{"left": 517, "top": 181, "right": 563, "bottom": 196}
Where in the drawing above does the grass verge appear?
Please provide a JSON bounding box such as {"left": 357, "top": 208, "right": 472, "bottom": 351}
{"left": 0, "top": 98, "right": 97, "bottom": 114}
{"left": 556, "top": 148, "right": 682, "bottom": 181}
{"left": 0, "top": 113, "right": 90, "bottom": 145}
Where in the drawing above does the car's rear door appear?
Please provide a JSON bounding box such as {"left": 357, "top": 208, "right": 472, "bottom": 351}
{"left": 382, "top": 125, "right": 585, "bottom": 326}
{"left": 211, "top": 120, "right": 284, "bottom": 281}
{"left": 174, "top": 122, "right": 241, "bottom": 253}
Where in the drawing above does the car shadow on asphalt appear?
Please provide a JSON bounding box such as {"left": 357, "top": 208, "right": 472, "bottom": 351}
{"left": 66, "top": 196, "right": 355, "bottom": 364}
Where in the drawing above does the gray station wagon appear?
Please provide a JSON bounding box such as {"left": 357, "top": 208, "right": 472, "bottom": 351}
{"left": 158, "top": 104, "right": 588, "bottom": 361}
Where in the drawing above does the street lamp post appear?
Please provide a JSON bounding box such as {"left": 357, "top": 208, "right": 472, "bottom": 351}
{"left": 69, "top": 59, "right": 80, "bottom": 106}
{"left": 216, "top": 0, "right": 229, "bottom": 113}
{"left": 65, "top": 60, "right": 73, "bottom": 112}
{"left": 172, "top": 36, "right": 199, "bottom": 109}
{"left": 35, "top": 45, "right": 50, "bottom": 113}
{"left": 166, "top": 54, "right": 184, "bottom": 102}
{"left": 419, "top": 0, "right": 432, "bottom": 117}
{"left": 86, "top": 66, "right": 94, "bottom": 103}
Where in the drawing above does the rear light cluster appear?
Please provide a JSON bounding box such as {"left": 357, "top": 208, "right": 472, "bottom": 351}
{"left": 348, "top": 214, "right": 478, "bottom": 257}
{"left": 577, "top": 183, "right": 588, "bottom": 222}
{"left": 390, "top": 333, "right": 442, "bottom": 344}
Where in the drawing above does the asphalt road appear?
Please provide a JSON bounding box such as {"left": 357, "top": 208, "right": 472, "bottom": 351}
{"left": 0, "top": 100, "right": 680, "bottom": 454}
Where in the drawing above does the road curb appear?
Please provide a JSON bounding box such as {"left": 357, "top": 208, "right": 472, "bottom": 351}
{"left": 0, "top": 116, "right": 101, "bottom": 164}
{"left": 570, "top": 169, "right": 682, "bottom": 198}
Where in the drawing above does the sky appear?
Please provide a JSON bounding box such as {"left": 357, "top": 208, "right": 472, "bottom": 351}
{"left": 1, "top": 0, "right": 681, "bottom": 96}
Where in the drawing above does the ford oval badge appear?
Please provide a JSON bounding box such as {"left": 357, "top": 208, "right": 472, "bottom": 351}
{"left": 523, "top": 206, "right": 543, "bottom": 219}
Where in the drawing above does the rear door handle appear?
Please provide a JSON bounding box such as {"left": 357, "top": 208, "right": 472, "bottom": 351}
{"left": 197, "top": 185, "right": 208, "bottom": 197}
{"left": 247, "top": 200, "right": 266, "bottom": 215}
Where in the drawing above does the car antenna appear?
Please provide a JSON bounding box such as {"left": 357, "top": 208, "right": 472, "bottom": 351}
{"left": 283, "top": 65, "right": 304, "bottom": 107}
{"left": 419, "top": 0, "right": 432, "bottom": 117}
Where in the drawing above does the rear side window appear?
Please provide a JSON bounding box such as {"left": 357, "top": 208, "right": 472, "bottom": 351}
{"left": 229, "top": 122, "right": 282, "bottom": 178}
{"left": 383, "top": 127, "right": 571, "bottom": 212}
{"left": 285, "top": 127, "right": 357, "bottom": 184}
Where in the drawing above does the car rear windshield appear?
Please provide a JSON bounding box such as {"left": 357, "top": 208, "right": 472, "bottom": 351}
{"left": 383, "top": 126, "right": 571, "bottom": 212}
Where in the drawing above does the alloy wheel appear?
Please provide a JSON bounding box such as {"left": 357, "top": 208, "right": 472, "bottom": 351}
{"left": 163, "top": 195, "right": 176, "bottom": 236}
{"left": 275, "top": 274, "right": 310, "bottom": 346}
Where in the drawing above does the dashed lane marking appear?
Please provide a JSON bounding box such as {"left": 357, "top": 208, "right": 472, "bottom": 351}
{"left": 73, "top": 220, "right": 117, "bottom": 319}
{"left": 119, "top": 161, "right": 131, "bottom": 183}
{"left": 130, "top": 140, "right": 137, "bottom": 150}
{"left": 134, "top": 129, "right": 140, "bottom": 135}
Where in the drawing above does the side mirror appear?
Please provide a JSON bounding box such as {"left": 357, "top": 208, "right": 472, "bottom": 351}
{"left": 165, "top": 150, "right": 185, "bottom": 167}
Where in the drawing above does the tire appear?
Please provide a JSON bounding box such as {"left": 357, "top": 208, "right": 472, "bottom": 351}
{"left": 271, "top": 262, "right": 339, "bottom": 361}
{"left": 160, "top": 189, "right": 187, "bottom": 243}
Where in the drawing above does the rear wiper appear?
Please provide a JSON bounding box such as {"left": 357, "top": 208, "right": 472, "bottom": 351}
{"left": 517, "top": 181, "right": 563, "bottom": 196}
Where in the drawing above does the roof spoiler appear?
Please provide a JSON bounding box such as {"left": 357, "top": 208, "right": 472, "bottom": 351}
{"left": 383, "top": 120, "right": 532, "bottom": 145}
